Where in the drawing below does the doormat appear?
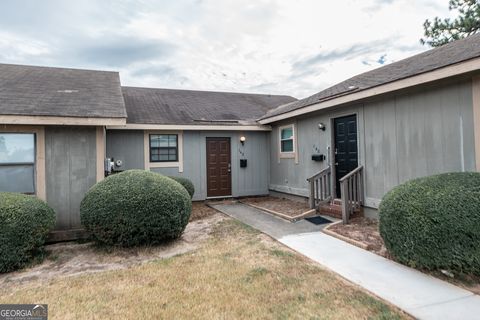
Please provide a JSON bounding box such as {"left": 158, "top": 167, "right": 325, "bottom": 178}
{"left": 305, "top": 216, "right": 332, "bottom": 225}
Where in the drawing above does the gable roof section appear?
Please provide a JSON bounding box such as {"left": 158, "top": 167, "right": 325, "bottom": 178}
{"left": 121, "top": 86, "right": 296, "bottom": 126}
{"left": 260, "top": 33, "right": 480, "bottom": 123}
{"left": 0, "top": 63, "right": 127, "bottom": 123}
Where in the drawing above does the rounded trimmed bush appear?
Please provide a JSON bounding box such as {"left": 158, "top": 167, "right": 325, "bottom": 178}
{"left": 0, "top": 193, "right": 55, "bottom": 273}
{"left": 80, "top": 170, "right": 192, "bottom": 247}
{"left": 168, "top": 176, "right": 195, "bottom": 198}
{"left": 379, "top": 172, "right": 480, "bottom": 275}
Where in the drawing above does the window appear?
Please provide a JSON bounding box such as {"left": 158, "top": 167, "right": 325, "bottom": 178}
{"left": 0, "top": 133, "right": 35, "bottom": 193}
{"left": 149, "top": 134, "right": 178, "bottom": 162}
{"left": 280, "top": 125, "right": 295, "bottom": 153}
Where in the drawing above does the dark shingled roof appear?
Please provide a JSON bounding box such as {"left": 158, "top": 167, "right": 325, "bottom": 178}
{"left": 122, "top": 86, "right": 296, "bottom": 125}
{"left": 0, "top": 63, "right": 126, "bottom": 118}
{"left": 261, "top": 33, "right": 480, "bottom": 120}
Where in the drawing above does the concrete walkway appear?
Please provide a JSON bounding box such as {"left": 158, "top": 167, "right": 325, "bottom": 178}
{"left": 211, "top": 203, "right": 329, "bottom": 238}
{"left": 211, "top": 203, "right": 480, "bottom": 320}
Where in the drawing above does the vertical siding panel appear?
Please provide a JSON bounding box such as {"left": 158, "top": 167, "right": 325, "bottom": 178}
{"left": 46, "top": 127, "right": 96, "bottom": 230}
{"left": 459, "top": 79, "right": 476, "bottom": 171}
{"left": 364, "top": 101, "right": 384, "bottom": 199}
{"left": 382, "top": 99, "right": 399, "bottom": 193}
{"left": 441, "top": 85, "right": 462, "bottom": 172}
{"left": 424, "top": 86, "right": 446, "bottom": 175}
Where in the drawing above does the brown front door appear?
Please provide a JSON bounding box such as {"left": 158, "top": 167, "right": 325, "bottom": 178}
{"left": 206, "top": 137, "right": 232, "bottom": 197}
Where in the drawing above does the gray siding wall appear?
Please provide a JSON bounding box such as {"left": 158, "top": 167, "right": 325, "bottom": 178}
{"left": 363, "top": 80, "right": 475, "bottom": 206}
{"left": 105, "top": 130, "right": 270, "bottom": 201}
{"left": 270, "top": 104, "right": 362, "bottom": 197}
{"left": 106, "top": 130, "right": 144, "bottom": 170}
{"left": 270, "top": 79, "right": 476, "bottom": 209}
{"left": 45, "top": 126, "right": 97, "bottom": 230}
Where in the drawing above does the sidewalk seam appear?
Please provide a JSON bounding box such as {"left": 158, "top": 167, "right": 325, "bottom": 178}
{"left": 410, "top": 293, "right": 475, "bottom": 310}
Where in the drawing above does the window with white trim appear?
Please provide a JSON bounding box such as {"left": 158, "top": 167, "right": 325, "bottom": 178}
{"left": 280, "top": 125, "right": 295, "bottom": 153}
{"left": 0, "top": 133, "right": 35, "bottom": 193}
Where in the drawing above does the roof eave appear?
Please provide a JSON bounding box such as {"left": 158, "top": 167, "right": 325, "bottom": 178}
{"left": 107, "top": 123, "right": 272, "bottom": 131}
{"left": 0, "top": 115, "right": 127, "bottom": 126}
{"left": 259, "top": 56, "right": 480, "bottom": 124}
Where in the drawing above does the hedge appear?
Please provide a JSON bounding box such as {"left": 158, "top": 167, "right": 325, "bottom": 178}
{"left": 168, "top": 176, "right": 195, "bottom": 198}
{"left": 80, "top": 170, "right": 192, "bottom": 247}
{"left": 379, "top": 172, "right": 480, "bottom": 275}
{"left": 0, "top": 193, "right": 56, "bottom": 273}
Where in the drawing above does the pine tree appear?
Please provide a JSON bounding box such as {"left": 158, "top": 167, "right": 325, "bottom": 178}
{"left": 421, "top": 0, "right": 480, "bottom": 47}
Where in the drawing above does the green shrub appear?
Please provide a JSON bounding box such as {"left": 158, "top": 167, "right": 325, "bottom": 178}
{"left": 0, "top": 193, "right": 55, "bottom": 273}
{"left": 379, "top": 172, "right": 480, "bottom": 275}
{"left": 80, "top": 170, "right": 192, "bottom": 247}
{"left": 168, "top": 176, "right": 195, "bottom": 198}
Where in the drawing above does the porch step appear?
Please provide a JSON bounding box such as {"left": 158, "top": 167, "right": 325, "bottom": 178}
{"left": 332, "top": 198, "right": 342, "bottom": 206}
{"left": 318, "top": 201, "right": 362, "bottom": 219}
{"left": 319, "top": 203, "right": 343, "bottom": 219}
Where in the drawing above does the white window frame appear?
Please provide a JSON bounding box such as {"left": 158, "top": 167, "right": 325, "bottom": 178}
{"left": 279, "top": 124, "right": 296, "bottom": 159}
{"left": 144, "top": 130, "right": 184, "bottom": 172}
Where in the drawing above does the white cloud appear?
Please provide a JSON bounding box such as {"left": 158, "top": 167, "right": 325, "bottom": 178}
{"left": 0, "top": 0, "right": 452, "bottom": 98}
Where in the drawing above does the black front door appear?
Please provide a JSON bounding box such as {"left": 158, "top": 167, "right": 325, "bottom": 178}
{"left": 334, "top": 115, "right": 358, "bottom": 197}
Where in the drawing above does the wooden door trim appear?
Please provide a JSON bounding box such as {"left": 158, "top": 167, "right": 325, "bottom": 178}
{"left": 206, "top": 137, "right": 232, "bottom": 198}
{"left": 332, "top": 114, "right": 359, "bottom": 198}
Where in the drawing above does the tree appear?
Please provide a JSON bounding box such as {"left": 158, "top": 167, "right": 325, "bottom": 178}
{"left": 421, "top": 0, "right": 480, "bottom": 47}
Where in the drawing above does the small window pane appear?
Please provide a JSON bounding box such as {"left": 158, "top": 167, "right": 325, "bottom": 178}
{"left": 159, "top": 136, "right": 169, "bottom": 147}
{"left": 281, "top": 127, "right": 293, "bottom": 140}
{"left": 151, "top": 139, "right": 160, "bottom": 148}
{"left": 169, "top": 135, "right": 177, "bottom": 147}
{"left": 281, "top": 140, "right": 293, "bottom": 153}
{"left": 0, "top": 133, "right": 35, "bottom": 163}
{"left": 0, "top": 165, "right": 35, "bottom": 193}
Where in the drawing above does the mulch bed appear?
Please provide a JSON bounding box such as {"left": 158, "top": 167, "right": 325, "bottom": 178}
{"left": 327, "top": 217, "right": 387, "bottom": 256}
{"left": 241, "top": 196, "right": 311, "bottom": 218}
{"left": 190, "top": 202, "right": 219, "bottom": 221}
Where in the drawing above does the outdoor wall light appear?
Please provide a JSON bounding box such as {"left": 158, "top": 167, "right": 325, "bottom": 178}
{"left": 240, "top": 136, "right": 246, "bottom": 145}
{"left": 318, "top": 123, "right": 326, "bottom": 131}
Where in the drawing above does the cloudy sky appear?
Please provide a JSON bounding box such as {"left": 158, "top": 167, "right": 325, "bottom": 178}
{"left": 0, "top": 0, "right": 453, "bottom": 98}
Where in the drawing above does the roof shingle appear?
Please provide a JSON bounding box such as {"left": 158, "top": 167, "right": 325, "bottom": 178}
{"left": 122, "top": 86, "right": 296, "bottom": 125}
{"left": 0, "top": 63, "right": 126, "bottom": 119}
{"left": 261, "top": 33, "right": 480, "bottom": 120}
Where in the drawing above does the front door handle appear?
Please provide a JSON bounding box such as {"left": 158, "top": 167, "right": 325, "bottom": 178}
{"left": 228, "top": 163, "right": 231, "bottom": 172}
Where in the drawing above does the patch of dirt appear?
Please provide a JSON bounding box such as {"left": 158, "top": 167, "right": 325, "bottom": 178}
{"left": 190, "top": 202, "right": 218, "bottom": 221}
{"left": 241, "top": 196, "right": 310, "bottom": 217}
{"left": 0, "top": 213, "right": 226, "bottom": 290}
{"left": 328, "top": 217, "right": 387, "bottom": 257}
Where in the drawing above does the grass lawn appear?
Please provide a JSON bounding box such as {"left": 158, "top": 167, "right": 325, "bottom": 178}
{"left": 0, "top": 218, "right": 408, "bottom": 319}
